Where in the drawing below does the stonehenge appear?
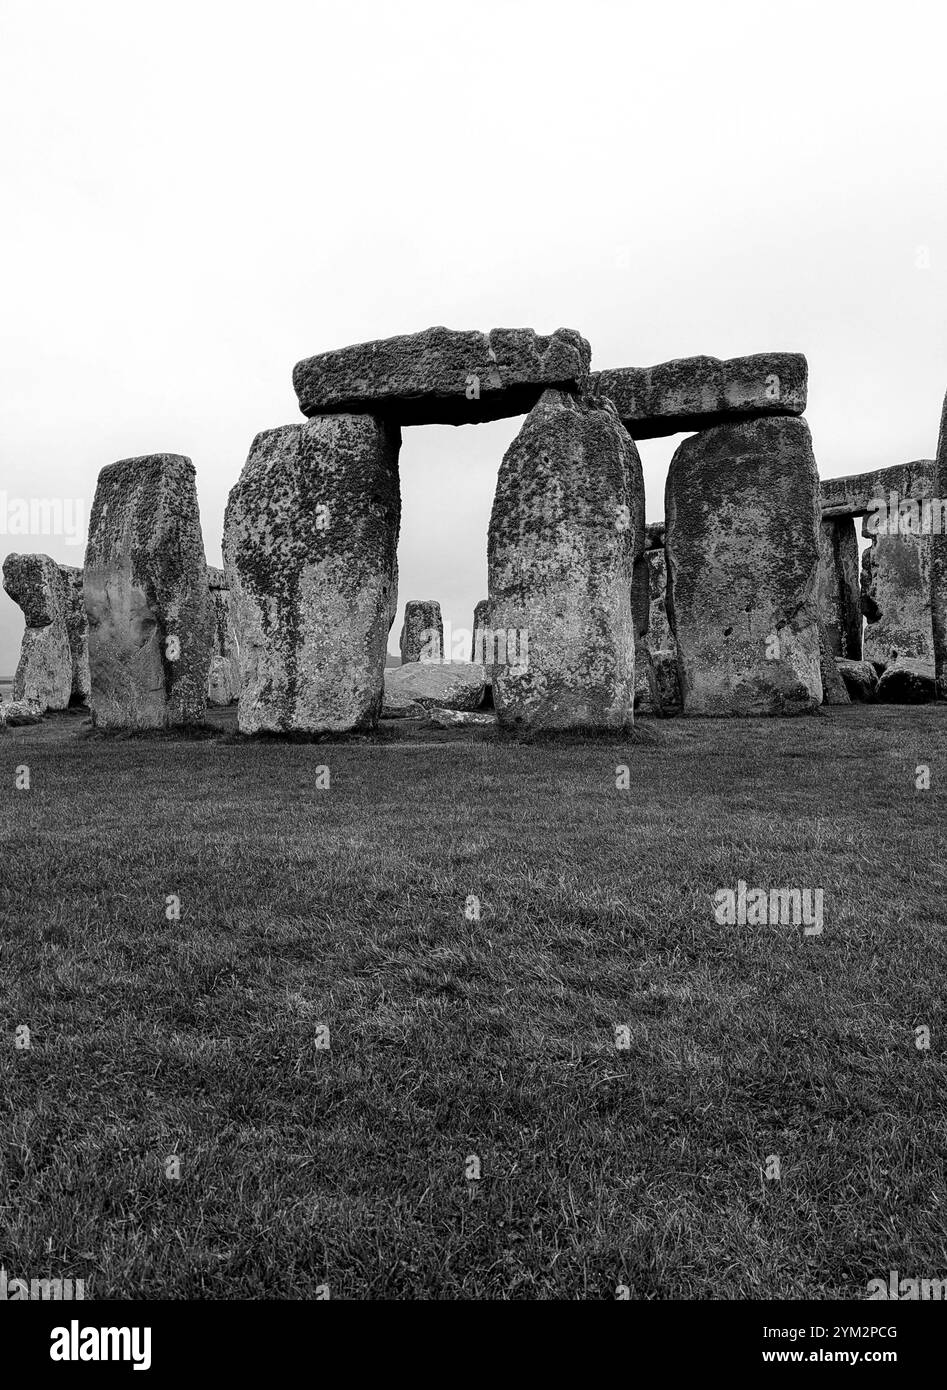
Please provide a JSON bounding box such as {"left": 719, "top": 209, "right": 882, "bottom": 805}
{"left": 400, "top": 600, "right": 443, "bottom": 664}
{"left": 488, "top": 388, "right": 643, "bottom": 731}
{"left": 6, "top": 325, "right": 943, "bottom": 731}
{"left": 223, "top": 416, "right": 401, "bottom": 734}
{"left": 83, "top": 454, "right": 214, "bottom": 728}
{"left": 664, "top": 417, "right": 823, "bottom": 716}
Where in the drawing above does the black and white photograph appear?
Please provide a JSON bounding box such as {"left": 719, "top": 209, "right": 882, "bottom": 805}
{"left": 1, "top": 0, "right": 945, "bottom": 1364}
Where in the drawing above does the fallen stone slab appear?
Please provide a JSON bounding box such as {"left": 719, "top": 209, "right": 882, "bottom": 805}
{"left": 489, "top": 389, "right": 643, "bottom": 731}
{"left": 400, "top": 599, "right": 443, "bottom": 663}
{"left": 2, "top": 553, "right": 74, "bottom": 712}
{"left": 426, "top": 706, "right": 497, "bottom": 728}
{"left": 820, "top": 459, "right": 936, "bottom": 518}
{"left": 293, "top": 326, "right": 591, "bottom": 426}
{"left": 2, "top": 698, "right": 44, "bottom": 725}
{"left": 836, "top": 658, "right": 879, "bottom": 701}
{"left": 84, "top": 454, "right": 214, "bottom": 729}
{"left": 591, "top": 353, "right": 806, "bottom": 440}
{"left": 877, "top": 658, "right": 937, "bottom": 703}
{"left": 224, "top": 416, "right": 401, "bottom": 734}
{"left": 665, "top": 416, "right": 823, "bottom": 716}
{"left": 383, "top": 660, "right": 487, "bottom": 713}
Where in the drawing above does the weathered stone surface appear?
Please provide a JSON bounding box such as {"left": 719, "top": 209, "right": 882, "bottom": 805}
{"left": 383, "top": 660, "right": 487, "bottom": 713}
{"left": 60, "top": 565, "right": 91, "bottom": 704}
{"left": 816, "top": 518, "right": 862, "bottom": 658}
{"left": 591, "top": 353, "right": 806, "bottom": 440}
{"left": 224, "top": 416, "right": 401, "bottom": 734}
{"left": 644, "top": 521, "right": 665, "bottom": 551}
{"left": 860, "top": 522, "right": 934, "bottom": 668}
{"left": 205, "top": 567, "right": 240, "bottom": 706}
{"left": 470, "top": 599, "right": 491, "bottom": 666}
{"left": 820, "top": 459, "right": 936, "bottom": 517}
{"left": 932, "top": 389, "right": 947, "bottom": 698}
{"left": 635, "top": 648, "right": 682, "bottom": 716}
{"left": 399, "top": 600, "right": 443, "bottom": 663}
{"left": 644, "top": 549, "right": 673, "bottom": 651}
{"left": 819, "top": 626, "right": 850, "bottom": 704}
{"left": 837, "top": 658, "right": 879, "bottom": 701}
{"left": 83, "top": 455, "right": 213, "bottom": 729}
{"left": 2, "top": 697, "right": 44, "bottom": 725}
{"left": 665, "top": 417, "right": 822, "bottom": 716}
{"left": 488, "top": 389, "right": 643, "bottom": 731}
{"left": 877, "top": 658, "right": 937, "bottom": 703}
{"left": 2, "top": 553, "right": 74, "bottom": 712}
{"left": 293, "top": 327, "right": 591, "bottom": 427}
{"left": 426, "top": 706, "right": 497, "bottom": 728}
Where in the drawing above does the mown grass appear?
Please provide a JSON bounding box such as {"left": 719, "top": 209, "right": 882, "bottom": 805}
{"left": 0, "top": 706, "right": 945, "bottom": 1299}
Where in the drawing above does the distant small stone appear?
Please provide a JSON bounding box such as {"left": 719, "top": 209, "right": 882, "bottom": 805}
{"left": 400, "top": 600, "right": 443, "bottom": 663}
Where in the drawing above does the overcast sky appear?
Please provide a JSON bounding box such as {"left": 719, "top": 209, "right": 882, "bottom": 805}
{"left": 2, "top": 0, "right": 946, "bottom": 674}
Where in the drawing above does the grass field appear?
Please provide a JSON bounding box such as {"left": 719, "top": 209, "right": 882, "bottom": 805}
{"left": 1, "top": 705, "right": 945, "bottom": 1299}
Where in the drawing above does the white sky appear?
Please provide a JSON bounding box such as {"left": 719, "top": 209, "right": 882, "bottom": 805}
{"left": 2, "top": 0, "right": 946, "bottom": 674}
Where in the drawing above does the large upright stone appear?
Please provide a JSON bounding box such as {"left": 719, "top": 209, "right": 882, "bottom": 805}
{"left": 860, "top": 519, "right": 934, "bottom": 667}
{"left": 2, "top": 553, "right": 73, "bottom": 711}
{"left": 591, "top": 353, "right": 807, "bottom": 440}
{"left": 665, "top": 417, "right": 822, "bottom": 716}
{"left": 293, "top": 327, "right": 591, "bottom": 426}
{"left": 816, "top": 517, "right": 862, "bottom": 658}
{"left": 60, "top": 565, "right": 91, "bottom": 704}
{"left": 83, "top": 454, "right": 213, "bottom": 728}
{"left": 206, "top": 566, "right": 240, "bottom": 706}
{"left": 400, "top": 600, "right": 442, "bottom": 663}
{"left": 223, "top": 415, "right": 401, "bottom": 734}
{"left": 488, "top": 389, "right": 643, "bottom": 731}
{"left": 933, "top": 390, "right": 947, "bottom": 698}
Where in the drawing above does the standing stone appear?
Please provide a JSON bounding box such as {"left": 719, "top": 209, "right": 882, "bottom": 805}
{"left": 470, "top": 598, "right": 491, "bottom": 666}
{"left": 818, "top": 625, "right": 850, "bottom": 705}
{"left": 665, "top": 417, "right": 822, "bottom": 716}
{"left": 488, "top": 389, "right": 643, "bottom": 731}
{"left": 83, "top": 454, "right": 214, "bottom": 728}
{"left": 860, "top": 518, "right": 934, "bottom": 668}
{"left": 934, "top": 389, "right": 947, "bottom": 697}
{"left": 816, "top": 518, "right": 862, "bottom": 658}
{"left": 206, "top": 567, "right": 240, "bottom": 705}
{"left": 60, "top": 565, "right": 91, "bottom": 705}
{"left": 399, "top": 600, "right": 442, "bottom": 663}
{"left": 2, "top": 553, "right": 73, "bottom": 711}
{"left": 223, "top": 415, "right": 401, "bottom": 734}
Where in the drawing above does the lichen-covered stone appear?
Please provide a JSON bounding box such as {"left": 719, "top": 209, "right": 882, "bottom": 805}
{"left": 223, "top": 415, "right": 401, "bottom": 734}
{"left": 860, "top": 523, "right": 934, "bottom": 668}
{"left": 1, "top": 698, "right": 44, "bottom": 725}
{"left": 383, "top": 660, "right": 487, "bottom": 713}
{"left": 83, "top": 454, "right": 214, "bottom": 728}
{"left": 60, "top": 565, "right": 91, "bottom": 704}
{"left": 592, "top": 353, "right": 807, "bottom": 439}
{"left": 877, "top": 658, "right": 937, "bottom": 703}
{"left": 488, "top": 389, "right": 643, "bottom": 731}
{"left": 818, "top": 625, "right": 850, "bottom": 704}
{"left": 820, "top": 459, "right": 935, "bottom": 518}
{"left": 293, "top": 326, "right": 591, "bottom": 427}
{"left": 837, "top": 658, "right": 879, "bottom": 701}
{"left": 665, "top": 417, "right": 822, "bottom": 716}
{"left": 816, "top": 518, "right": 861, "bottom": 658}
{"left": 400, "top": 600, "right": 442, "bottom": 663}
{"left": 2, "top": 553, "right": 74, "bottom": 711}
{"left": 470, "top": 599, "right": 491, "bottom": 666}
{"left": 205, "top": 566, "right": 240, "bottom": 706}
